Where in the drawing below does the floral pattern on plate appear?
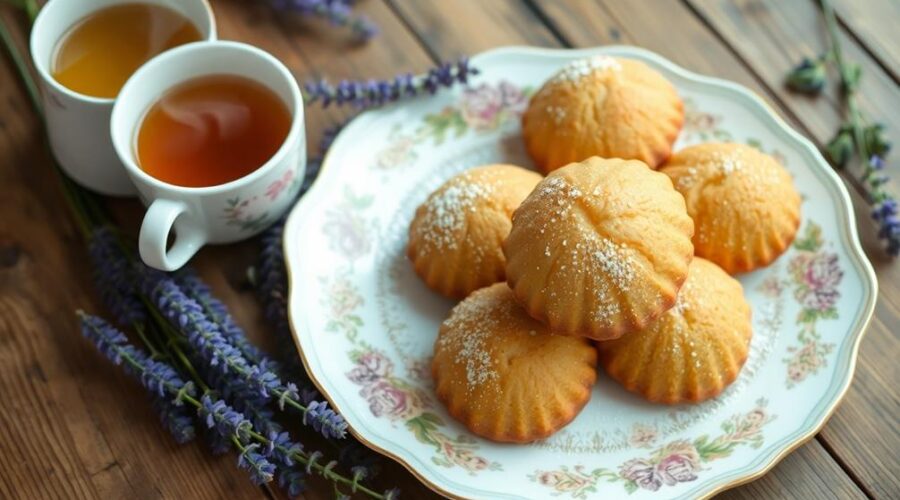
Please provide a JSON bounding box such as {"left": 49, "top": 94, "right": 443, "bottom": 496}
{"left": 322, "top": 272, "right": 501, "bottom": 474}
{"left": 531, "top": 400, "right": 773, "bottom": 497}
{"left": 285, "top": 46, "right": 875, "bottom": 499}
{"left": 376, "top": 80, "right": 530, "bottom": 169}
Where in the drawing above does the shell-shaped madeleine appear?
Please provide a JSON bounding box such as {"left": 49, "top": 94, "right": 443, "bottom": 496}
{"left": 407, "top": 164, "right": 542, "bottom": 298}
{"left": 522, "top": 56, "right": 683, "bottom": 174}
{"left": 661, "top": 143, "right": 801, "bottom": 274}
{"left": 597, "top": 258, "right": 752, "bottom": 404}
{"left": 432, "top": 283, "right": 597, "bottom": 443}
{"left": 504, "top": 157, "right": 694, "bottom": 340}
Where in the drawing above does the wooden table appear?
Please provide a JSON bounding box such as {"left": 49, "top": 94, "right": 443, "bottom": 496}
{"left": 1, "top": 1, "right": 897, "bottom": 498}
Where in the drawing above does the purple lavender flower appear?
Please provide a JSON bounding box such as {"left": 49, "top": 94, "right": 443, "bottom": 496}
{"left": 152, "top": 397, "right": 196, "bottom": 444}
{"left": 79, "top": 312, "right": 199, "bottom": 444}
{"left": 864, "top": 156, "right": 900, "bottom": 256}
{"left": 304, "top": 57, "right": 479, "bottom": 108}
{"left": 139, "top": 265, "right": 347, "bottom": 439}
{"left": 270, "top": 0, "right": 377, "bottom": 40}
{"left": 176, "top": 269, "right": 275, "bottom": 371}
{"left": 199, "top": 394, "right": 252, "bottom": 441}
{"left": 303, "top": 400, "right": 348, "bottom": 439}
{"left": 278, "top": 468, "right": 307, "bottom": 497}
{"left": 204, "top": 428, "right": 233, "bottom": 455}
{"left": 237, "top": 443, "right": 277, "bottom": 485}
{"left": 87, "top": 227, "right": 146, "bottom": 326}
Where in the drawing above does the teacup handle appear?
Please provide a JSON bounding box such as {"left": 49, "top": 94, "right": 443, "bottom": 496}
{"left": 139, "top": 199, "right": 206, "bottom": 271}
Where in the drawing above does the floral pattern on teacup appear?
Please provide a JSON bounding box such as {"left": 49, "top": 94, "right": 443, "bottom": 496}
{"left": 222, "top": 168, "right": 301, "bottom": 232}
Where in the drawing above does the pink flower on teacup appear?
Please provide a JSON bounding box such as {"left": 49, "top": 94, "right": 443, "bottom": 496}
{"left": 265, "top": 169, "right": 295, "bottom": 201}
{"left": 347, "top": 351, "right": 393, "bottom": 385}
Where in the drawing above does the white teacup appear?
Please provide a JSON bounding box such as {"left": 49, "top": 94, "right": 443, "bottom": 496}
{"left": 110, "top": 41, "right": 306, "bottom": 271}
{"left": 30, "top": 0, "right": 216, "bottom": 196}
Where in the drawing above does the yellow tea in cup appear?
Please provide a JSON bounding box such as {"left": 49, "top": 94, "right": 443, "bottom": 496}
{"left": 136, "top": 75, "right": 292, "bottom": 188}
{"left": 51, "top": 3, "right": 201, "bottom": 98}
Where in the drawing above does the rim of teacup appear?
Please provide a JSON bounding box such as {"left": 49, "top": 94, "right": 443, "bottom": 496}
{"left": 110, "top": 40, "right": 305, "bottom": 195}
{"left": 30, "top": 0, "right": 217, "bottom": 106}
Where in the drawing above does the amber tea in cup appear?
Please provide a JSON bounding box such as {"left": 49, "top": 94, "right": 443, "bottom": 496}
{"left": 136, "top": 74, "right": 292, "bottom": 188}
{"left": 51, "top": 3, "right": 202, "bottom": 98}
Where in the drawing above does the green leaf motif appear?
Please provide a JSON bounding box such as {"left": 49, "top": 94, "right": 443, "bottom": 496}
{"left": 623, "top": 480, "right": 638, "bottom": 495}
{"left": 793, "top": 222, "right": 823, "bottom": 252}
{"left": 419, "top": 109, "right": 467, "bottom": 145}
{"left": 406, "top": 416, "right": 441, "bottom": 446}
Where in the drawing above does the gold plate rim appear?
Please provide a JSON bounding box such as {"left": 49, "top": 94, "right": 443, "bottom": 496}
{"left": 283, "top": 45, "right": 878, "bottom": 499}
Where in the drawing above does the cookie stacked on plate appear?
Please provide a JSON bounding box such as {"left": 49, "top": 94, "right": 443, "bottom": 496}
{"left": 407, "top": 56, "right": 801, "bottom": 444}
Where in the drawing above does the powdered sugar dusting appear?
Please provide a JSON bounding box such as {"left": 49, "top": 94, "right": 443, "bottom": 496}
{"left": 417, "top": 173, "right": 496, "bottom": 251}
{"left": 439, "top": 291, "right": 509, "bottom": 390}
{"left": 552, "top": 55, "right": 622, "bottom": 83}
{"left": 529, "top": 175, "right": 641, "bottom": 324}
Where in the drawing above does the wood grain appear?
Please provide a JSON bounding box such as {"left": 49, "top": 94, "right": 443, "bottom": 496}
{"left": 833, "top": 0, "right": 900, "bottom": 84}
{"left": 1, "top": 0, "right": 897, "bottom": 498}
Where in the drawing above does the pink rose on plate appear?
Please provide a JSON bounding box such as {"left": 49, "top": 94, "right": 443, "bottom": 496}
{"left": 443, "top": 444, "right": 490, "bottom": 472}
{"left": 658, "top": 454, "right": 699, "bottom": 485}
{"left": 361, "top": 380, "right": 421, "bottom": 420}
{"left": 459, "top": 81, "right": 527, "bottom": 131}
{"left": 323, "top": 211, "right": 370, "bottom": 260}
{"left": 347, "top": 351, "right": 393, "bottom": 385}
{"left": 620, "top": 459, "right": 663, "bottom": 491}
{"left": 790, "top": 252, "right": 842, "bottom": 312}
{"left": 656, "top": 441, "right": 701, "bottom": 486}
{"left": 535, "top": 471, "right": 565, "bottom": 487}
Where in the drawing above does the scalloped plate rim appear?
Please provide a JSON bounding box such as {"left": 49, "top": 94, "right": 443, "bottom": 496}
{"left": 284, "top": 45, "right": 878, "bottom": 499}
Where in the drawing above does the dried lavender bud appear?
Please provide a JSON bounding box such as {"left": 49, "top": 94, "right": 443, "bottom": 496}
{"left": 863, "top": 123, "right": 892, "bottom": 157}
{"left": 786, "top": 57, "right": 826, "bottom": 94}
{"left": 825, "top": 128, "right": 854, "bottom": 167}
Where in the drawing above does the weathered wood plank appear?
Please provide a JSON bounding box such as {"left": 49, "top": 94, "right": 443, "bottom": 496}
{"left": 832, "top": 0, "right": 900, "bottom": 84}
{"left": 687, "top": 0, "right": 900, "bottom": 162}
{"left": 388, "top": 1, "right": 874, "bottom": 497}
{"left": 717, "top": 439, "right": 866, "bottom": 499}
{"left": 0, "top": 8, "right": 269, "bottom": 499}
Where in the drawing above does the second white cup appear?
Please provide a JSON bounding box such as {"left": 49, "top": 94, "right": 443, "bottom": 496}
{"left": 110, "top": 41, "right": 307, "bottom": 271}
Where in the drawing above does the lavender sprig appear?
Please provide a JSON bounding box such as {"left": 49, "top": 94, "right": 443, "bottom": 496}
{"left": 787, "top": 0, "right": 898, "bottom": 256}
{"left": 176, "top": 269, "right": 275, "bottom": 371}
{"left": 236, "top": 442, "right": 277, "bottom": 485}
{"left": 87, "top": 227, "right": 146, "bottom": 326}
{"left": 304, "top": 57, "right": 478, "bottom": 108}
{"left": 79, "top": 313, "right": 385, "bottom": 498}
{"left": 152, "top": 397, "right": 197, "bottom": 444}
{"left": 271, "top": 0, "right": 377, "bottom": 40}
{"left": 79, "top": 312, "right": 193, "bottom": 397}
{"left": 140, "top": 266, "right": 348, "bottom": 439}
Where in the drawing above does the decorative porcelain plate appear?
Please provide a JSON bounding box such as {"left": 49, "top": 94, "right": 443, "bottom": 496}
{"left": 284, "top": 46, "right": 877, "bottom": 499}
